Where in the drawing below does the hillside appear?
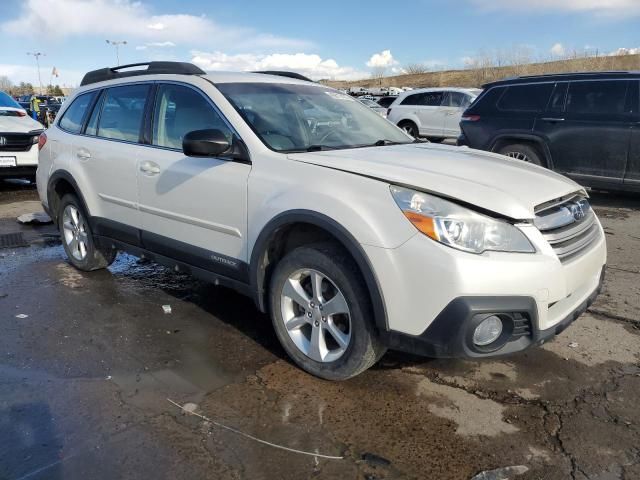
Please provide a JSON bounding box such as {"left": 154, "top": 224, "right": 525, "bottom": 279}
{"left": 322, "top": 54, "right": 640, "bottom": 90}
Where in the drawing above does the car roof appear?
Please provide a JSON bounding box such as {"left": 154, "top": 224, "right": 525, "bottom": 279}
{"left": 483, "top": 71, "right": 640, "bottom": 88}
{"left": 400, "top": 87, "right": 480, "bottom": 95}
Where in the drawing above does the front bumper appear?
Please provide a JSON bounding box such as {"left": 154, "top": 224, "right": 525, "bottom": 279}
{"left": 380, "top": 266, "right": 605, "bottom": 358}
{"left": 0, "top": 144, "right": 38, "bottom": 178}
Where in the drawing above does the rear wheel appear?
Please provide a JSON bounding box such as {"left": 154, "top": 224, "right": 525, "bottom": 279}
{"left": 498, "top": 143, "right": 543, "bottom": 166}
{"left": 270, "top": 243, "right": 386, "bottom": 380}
{"left": 58, "top": 194, "right": 117, "bottom": 271}
{"left": 398, "top": 121, "right": 419, "bottom": 138}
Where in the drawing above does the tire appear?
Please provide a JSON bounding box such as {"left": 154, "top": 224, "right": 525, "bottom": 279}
{"left": 498, "top": 143, "right": 543, "bottom": 166}
{"left": 428, "top": 137, "right": 445, "bottom": 143}
{"left": 269, "top": 243, "right": 387, "bottom": 380}
{"left": 58, "top": 193, "right": 117, "bottom": 271}
{"left": 398, "top": 120, "right": 419, "bottom": 138}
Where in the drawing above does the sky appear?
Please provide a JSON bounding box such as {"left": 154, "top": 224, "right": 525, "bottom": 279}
{"left": 1, "top": 0, "right": 639, "bottom": 88}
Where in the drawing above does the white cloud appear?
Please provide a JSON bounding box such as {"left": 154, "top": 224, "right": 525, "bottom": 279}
{"left": 2, "top": 0, "right": 310, "bottom": 50}
{"left": 550, "top": 43, "right": 566, "bottom": 56}
{"left": 468, "top": 0, "right": 640, "bottom": 15}
{"left": 136, "top": 41, "right": 176, "bottom": 50}
{"left": 366, "top": 50, "right": 398, "bottom": 68}
{"left": 610, "top": 47, "right": 640, "bottom": 55}
{"left": 191, "top": 51, "right": 368, "bottom": 80}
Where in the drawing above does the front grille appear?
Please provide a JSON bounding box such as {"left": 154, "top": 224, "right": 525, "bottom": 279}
{"left": 0, "top": 133, "right": 36, "bottom": 152}
{"left": 535, "top": 196, "right": 600, "bottom": 262}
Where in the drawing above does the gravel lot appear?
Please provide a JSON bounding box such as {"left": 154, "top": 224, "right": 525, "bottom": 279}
{"left": 0, "top": 180, "right": 639, "bottom": 480}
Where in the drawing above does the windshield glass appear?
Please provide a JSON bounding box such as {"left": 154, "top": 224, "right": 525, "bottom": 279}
{"left": 0, "top": 91, "right": 22, "bottom": 109}
{"left": 216, "top": 83, "right": 411, "bottom": 152}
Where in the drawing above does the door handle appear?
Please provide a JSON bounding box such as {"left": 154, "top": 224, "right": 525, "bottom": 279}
{"left": 139, "top": 161, "right": 161, "bottom": 175}
{"left": 76, "top": 149, "right": 91, "bottom": 160}
{"left": 541, "top": 117, "right": 565, "bottom": 123}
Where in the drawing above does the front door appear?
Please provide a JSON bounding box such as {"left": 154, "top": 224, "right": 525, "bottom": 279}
{"left": 136, "top": 83, "right": 251, "bottom": 278}
{"left": 539, "top": 80, "right": 632, "bottom": 184}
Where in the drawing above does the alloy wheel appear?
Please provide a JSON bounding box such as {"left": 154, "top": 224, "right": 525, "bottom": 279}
{"left": 280, "top": 269, "right": 352, "bottom": 363}
{"left": 504, "top": 151, "right": 530, "bottom": 162}
{"left": 62, "top": 205, "right": 89, "bottom": 261}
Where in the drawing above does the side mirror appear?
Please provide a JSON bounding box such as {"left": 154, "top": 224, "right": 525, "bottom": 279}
{"left": 183, "top": 129, "right": 231, "bottom": 157}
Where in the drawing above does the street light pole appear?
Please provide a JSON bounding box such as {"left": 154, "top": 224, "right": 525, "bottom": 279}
{"left": 27, "top": 52, "right": 45, "bottom": 94}
{"left": 105, "top": 40, "right": 127, "bottom": 66}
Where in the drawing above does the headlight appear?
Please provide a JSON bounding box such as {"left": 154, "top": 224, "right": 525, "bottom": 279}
{"left": 390, "top": 186, "right": 535, "bottom": 254}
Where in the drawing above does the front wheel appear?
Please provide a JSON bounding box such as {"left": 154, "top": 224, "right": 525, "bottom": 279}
{"left": 58, "top": 194, "right": 117, "bottom": 271}
{"left": 270, "top": 243, "right": 386, "bottom": 380}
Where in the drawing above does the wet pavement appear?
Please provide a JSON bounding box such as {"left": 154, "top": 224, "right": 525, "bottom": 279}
{"left": 1, "top": 180, "right": 639, "bottom": 480}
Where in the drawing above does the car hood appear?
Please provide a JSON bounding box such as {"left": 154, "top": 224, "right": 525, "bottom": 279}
{"left": 288, "top": 143, "right": 584, "bottom": 220}
{"left": 0, "top": 111, "right": 43, "bottom": 133}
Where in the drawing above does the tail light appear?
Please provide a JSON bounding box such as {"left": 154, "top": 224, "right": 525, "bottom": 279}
{"left": 461, "top": 114, "right": 480, "bottom": 122}
{"left": 38, "top": 132, "right": 47, "bottom": 150}
{"left": 16, "top": 110, "right": 27, "bottom": 117}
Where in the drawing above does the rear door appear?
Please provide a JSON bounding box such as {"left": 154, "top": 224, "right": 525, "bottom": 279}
{"left": 541, "top": 79, "right": 632, "bottom": 184}
{"left": 75, "top": 83, "right": 150, "bottom": 244}
{"left": 415, "top": 91, "right": 445, "bottom": 137}
{"left": 441, "top": 91, "right": 473, "bottom": 137}
{"left": 624, "top": 80, "right": 640, "bottom": 189}
{"left": 136, "top": 82, "right": 251, "bottom": 273}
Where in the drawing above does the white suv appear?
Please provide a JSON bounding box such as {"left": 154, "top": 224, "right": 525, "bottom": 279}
{"left": 37, "top": 62, "right": 606, "bottom": 380}
{"left": 387, "top": 87, "right": 482, "bottom": 142}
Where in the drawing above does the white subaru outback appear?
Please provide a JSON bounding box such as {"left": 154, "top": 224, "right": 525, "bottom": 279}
{"left": 37, "top": 62, "right": 606, "bottom": 380}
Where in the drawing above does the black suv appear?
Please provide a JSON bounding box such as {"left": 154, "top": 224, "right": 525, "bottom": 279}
{"left": 459, "top": 72, "right": 640, "bottom": 193}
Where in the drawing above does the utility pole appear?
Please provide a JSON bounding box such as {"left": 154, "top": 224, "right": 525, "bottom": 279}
{"left": 27, "top": 52, "right": 45, "bottom": 94}
{"left": 106, "top": 40, "right": 127, "bottom": 65}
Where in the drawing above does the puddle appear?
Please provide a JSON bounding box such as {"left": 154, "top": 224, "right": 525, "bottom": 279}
{"left": 416, "top": 378, "right": 519, "bottom": 437}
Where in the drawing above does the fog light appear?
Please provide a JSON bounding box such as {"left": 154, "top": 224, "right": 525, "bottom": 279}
{"left": 473, "top": 315, "right": 503, "bottom": 346}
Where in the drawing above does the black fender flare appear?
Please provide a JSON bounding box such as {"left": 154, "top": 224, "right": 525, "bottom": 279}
{"left": 250, "top": 210, "right": 389, "bottom": 332}
{"left": 489, "top": 133, "right": 554, "bottom": 169}
{"left": 46, "top": 170, "right": 90, "bottom": 222}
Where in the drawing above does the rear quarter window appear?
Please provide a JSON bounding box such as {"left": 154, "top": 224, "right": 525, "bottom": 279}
{"left": 497, "top": 84, "right": 554, "bottom": 113}
{"left": 58, "top": 91, "right": 97, "bottom": 133}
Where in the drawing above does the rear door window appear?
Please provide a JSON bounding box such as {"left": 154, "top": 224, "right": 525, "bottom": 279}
{"left": 401, "top": 91, "right": 443, "bottom": 106}
{"left": 443, "top": 92, "right": 470, "bottom": 108}
{"left": 497, "top": 84, "right": 554, "bottom": 112}
{"left": 566, "top": 80, "right": 630, "bottom": 116}
{"left": 58, "top": 91, "right": 98, "bottom": 133}
{"left": 547, "top": 82, "right": 568, "bottom": 113}
{"left": 96, "top": 84, "right": 150, "bottom": 142}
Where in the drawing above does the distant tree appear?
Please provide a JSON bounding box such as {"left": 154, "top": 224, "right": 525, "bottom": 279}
{"left": 404, "top": 63, "right": 430, "bottom": 74}
{"left": 0, "top": 75, "right": 12, "bottom": 92}
{"left": 13, "top": 82, "right": 34, "bottom": 96}
{"left": 52, "top": 85, "right": 64, "bottom": 96}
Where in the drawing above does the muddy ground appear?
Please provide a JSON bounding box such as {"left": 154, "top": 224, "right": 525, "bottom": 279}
{"left": 0, "top": 180, "right": 638, "bottom": 480}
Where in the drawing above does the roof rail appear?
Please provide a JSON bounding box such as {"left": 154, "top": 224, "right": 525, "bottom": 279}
{"left": 253, "top": 71, "right": 314, "bottom": 82}
{"left": 517, "top": 71, "right": 631, "bottom": 79}
{"left": 80, "top": 62, "right": 206, "bottom": 86}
